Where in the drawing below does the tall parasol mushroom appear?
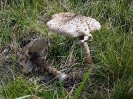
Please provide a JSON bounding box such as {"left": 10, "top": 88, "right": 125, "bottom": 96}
{"left": 47, "top": 12, "right": 101, "bottom": 64}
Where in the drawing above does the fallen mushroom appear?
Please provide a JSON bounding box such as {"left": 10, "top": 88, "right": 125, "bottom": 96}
{"left": 47, "top": 12, "right": 101, "bottom": 64}
{"left": 17, "top": 38, "right": 68, "bottom": 82}
{"left": 30, "top": 53, "right": 68, "bottom": 82}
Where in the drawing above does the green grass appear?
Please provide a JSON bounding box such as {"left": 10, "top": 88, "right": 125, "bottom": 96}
{"left": 0, "top": 0, "right": 133, "bottom": 99}
{"left": 1, "top": 77, "right": 55, "bottom": 99}
{"left": 72, "top": 69, "right": 91, "bottom": 99}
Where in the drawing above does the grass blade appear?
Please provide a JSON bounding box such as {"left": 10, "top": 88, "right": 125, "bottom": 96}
{"left": 16, "top": 95, "right": 31, "bottom": 99}
{"left": 72, "top": 69, "right": 91, "bottom": 99}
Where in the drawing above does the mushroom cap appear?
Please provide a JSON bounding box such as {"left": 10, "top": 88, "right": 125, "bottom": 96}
{"left": 47, "top": 12, "right": 101, "bottom": 37}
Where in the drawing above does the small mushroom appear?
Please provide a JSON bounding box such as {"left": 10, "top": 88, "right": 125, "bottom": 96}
{"left": 47, "top": 12, "right": 101, "bottom": 64}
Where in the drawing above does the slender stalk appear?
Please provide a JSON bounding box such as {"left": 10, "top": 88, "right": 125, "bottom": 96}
{"left": 32, "top": 56, "right": 68, "bottom": 82}
{"left": 81, "top": 42, "right": 93, "bottom": 64}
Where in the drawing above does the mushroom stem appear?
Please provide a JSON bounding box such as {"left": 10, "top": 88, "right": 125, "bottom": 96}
{"left": 33, "top": 57, "right": 68, "bottom": 82}
{"left": 81, "top": 42, "right": 93, "bottom": 64}
{"left": 45, "top": 65, "right": 68, "bottom": 82}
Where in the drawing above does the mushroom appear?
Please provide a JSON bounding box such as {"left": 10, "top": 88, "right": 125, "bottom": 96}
{"left": 47, "top": 12, "right": 101, "bottom": 64}
{"left": 17, "top": 38, "right": 68, "bottom": 82}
